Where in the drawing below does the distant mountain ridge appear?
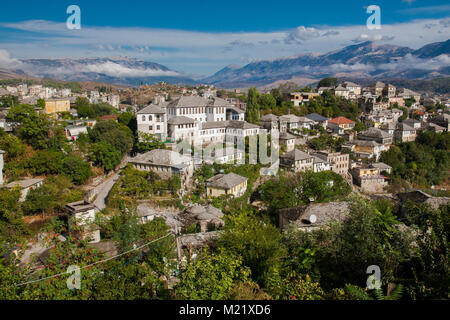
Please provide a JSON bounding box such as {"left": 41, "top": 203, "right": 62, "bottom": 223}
{"left": 203, "top": 39, "right": 450, "bottom": 88}
{"left": 10, "top": 56, "right": 197, "bottom": 86}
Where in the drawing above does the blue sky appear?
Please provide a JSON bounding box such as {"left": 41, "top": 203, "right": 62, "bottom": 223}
{"left": 0, "top": 0, "right": 449, "bottom": 77}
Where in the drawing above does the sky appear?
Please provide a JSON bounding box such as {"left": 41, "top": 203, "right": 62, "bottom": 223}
{"left": 0, "top": 0, "right": 449, "bottom": 78}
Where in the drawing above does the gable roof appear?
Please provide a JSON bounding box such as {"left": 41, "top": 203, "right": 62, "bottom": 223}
{"left": 260, "top": 114, "right": 279, "bottom": 121}
{"left": 329, "top": 117, "right": 355, "bottom": 125}
{"left": 305, "top": 113, "right": 328, "bottom": 122}
{"left": 167, "top": 116, "right": 195, "bottom": 125}
{"left": 137, "top": 104, "right": 166, "bottom": 114}
{"left": 206, "top": 172, "right": 248, "bottom": 190}
{"left": 281, "top": 149, "right": 313, "bottom": 161}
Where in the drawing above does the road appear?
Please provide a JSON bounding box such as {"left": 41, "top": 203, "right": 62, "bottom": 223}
{"left": 92, "top": 172, "right": 120, "bottom": 211}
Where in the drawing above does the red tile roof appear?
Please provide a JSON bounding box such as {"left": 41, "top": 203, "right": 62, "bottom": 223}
{"left": 329, "top": 116, "right": 355, "bottom": 125}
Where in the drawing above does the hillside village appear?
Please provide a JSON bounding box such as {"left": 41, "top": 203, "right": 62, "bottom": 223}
{"left": 0, "top": 76, "right": 449, "bottom": 300}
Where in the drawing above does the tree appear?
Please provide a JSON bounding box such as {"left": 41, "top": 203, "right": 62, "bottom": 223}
{"left": 89, "top": 141, "right": 122, "bottom": 172}
{"left": 317, "top": 77, "right": 338, "bottom": 88}
{"left": 36, "top": 98, "right": 45, "bottom": 109}
{"left": 176, "top": 249, "right": 250, "bottom": 300}
{"left": 245, "top": 87, "right": 260, "bottom": 124}
{"left": 218, "top": 213, "right": 286, "bottom": 286}
{"left": 62, "top": 154, "right": 92, "bottom": 185}
{"left": 0, "top": 188, "right": 29, "bottom": 242}
{"left": 28, "top": 149, "right": 64, "bottom": 175}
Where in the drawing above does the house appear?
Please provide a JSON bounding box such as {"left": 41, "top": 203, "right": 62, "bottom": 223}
{"left": 166, "top": 96, "right": 229, "bottom": 123}
{"left": 342, "top": 81, "right": 362, "bottom": 97}
{"left": 370, "top": 81, "right": 385, "bottom": 96}
{"left": 312, "top": 156, "right": 331, "bottom": 173}
{"left": 279, "top": 132, "right": 297, "bottom": 152}
{"left": 383, "top": 84, "right": 396, "bottom": 97}
{"left": 333, "top": 85, "right": 349, "bottom": 98}
{"left": 343, "top": 140, "right": 383, "bottom": 161}
{"left": 397, "top": 88, "right": 421, "bottom": 102}
{"left": 225, "top": 106, "right": 245, "bottom": 121}
{"left": 206, "top": 172, "right": 248, "bottom": 198}
{"left": 389, "top": 97, "right": 405, "bottom": 108}
{"left": 202, "top": 146, "right": 243, "bottom": 165}
{"left": 280, "top": 114, "right": 301, "bottom": 132}
{"left": 351, "top": 166, "right": 388, "bottom": 193}
{"left": 4, "top": 178, "right": 44, "bottom": 202}
{"left": 137, "top": 104, "right": 167, "bottom": 140}
{"left": 402, "top": 119, "right": 422, "bottom": 130}
{"left": 297, "top": 116, "right": 315, "bottom": 130}
{"left": 328, "top": 117, "right": 355, "bottom": 130}
{"left": 305, "top": 113, "right": 328, "bottom": 127}
{"left": 167, "top": 116, "right": 199, "bottom": 144}
{"left": 312, "top": 151, "right": 349, "bottom": 175}
{"left": 260, "top": 114, "right": 279, "bottom": 131}
{"left": 44, "top": 98, "right": 70, "bottom": 114}
{"left": 397, "top": 190, "right": 450, "bottom": 212}
{"left": 425, "top": 122, "right": 446, "bottom": 133}
{"left": 370, "top": 162, "right": 392, "bottom": 174}
{"left": 183, "top": 204, "right": 224, "bottom": 232}
{"left": 129, "top": 149, "right": 194, "bottom": 184}
{"left": 279, "top": 201, "right": 350, "bottom": 231}
{"left": 394, "top": 123, "right": 416, "bottom": 142}
{"left": 358, "top": 127, "right": 393, "bottom": 145}
{"left": 65, "top": 125, "right": 88, "bottom": 141}
{"left": 0, "top": 150, "right": 4, "bottom": 185}
{"left": 280, "top": 149, "right": 314, "bottom": 172}
{"left": 290, "top": 92, "right": 319, "bottom": 106}
{"left": 65, "top": 201, "right": 100, "bottom": 243}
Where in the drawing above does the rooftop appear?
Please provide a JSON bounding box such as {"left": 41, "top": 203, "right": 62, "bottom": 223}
{"left": 206, "top": 172, "right": 248, "bottom": 190}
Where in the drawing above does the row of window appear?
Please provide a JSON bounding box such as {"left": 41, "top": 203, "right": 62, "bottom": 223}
{"left": 141, "top": 115, "right": 163, "bottom": 122}
{"left": 168, "top": 106, "right": 226, "bottom": 115}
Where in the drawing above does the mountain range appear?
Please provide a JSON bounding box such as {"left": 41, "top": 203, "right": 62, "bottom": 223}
{"left": 204, "top": 39, "right": 450, "bottom": 88}
{"left": 2, "top": 39, "right": 449, "bottom": 88}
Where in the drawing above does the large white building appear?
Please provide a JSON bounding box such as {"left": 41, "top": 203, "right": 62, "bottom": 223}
{"left": 137, "top": 96, "right": 264, "bottom": 146}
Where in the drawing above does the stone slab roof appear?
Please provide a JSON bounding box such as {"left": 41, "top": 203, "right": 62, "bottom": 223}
{"left": 206, "top": 172, "right": 248, "bottom": 190}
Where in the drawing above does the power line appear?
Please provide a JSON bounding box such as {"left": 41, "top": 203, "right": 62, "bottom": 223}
{"left": 4, "top": 233, "right": 172, "bottom": 289}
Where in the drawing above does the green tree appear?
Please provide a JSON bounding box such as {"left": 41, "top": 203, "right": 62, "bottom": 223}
{"left": 62, "top": 154, "right": 92, "bottom": 185}
{"left": 245, "top": 87, "right": 260, "bottom": 124}
{"left": 89, "top": 141, "right": 122, "bottom": 172}
{"left": 176, "top": 249, "right": 250, "bottom": 300}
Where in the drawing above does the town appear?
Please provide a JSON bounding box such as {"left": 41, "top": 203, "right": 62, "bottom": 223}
{"left": 0, "top": 75, "right": 448, "bottom": 301}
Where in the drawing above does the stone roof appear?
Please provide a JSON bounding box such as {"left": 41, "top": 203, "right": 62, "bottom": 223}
{"left": 351, "top": 139, "right": 381, "bottom": 147}
{"left": 206, "top": 172, "right": 248, "bottom": 190}
{"left": 281, "top": 149, "right": 313, "bottom": 161}
{"left": 226, "top": 120, "right": 259, "bottom": 129}
{"left": 342, "top": 81, "right": 360, "bottom": 87}
{"left": 167, "top": 116, "right": 195, "bottom": 125}
{"left": 167, "top": 96, "right": 209, "bottom": 108}
{"left": 329, "top": 117, "right": 355, "bottom": 125}
{"left": 131, "top": 149, "right": 191, "bottom": 167}
{"left": 359, "top": 127, "right": 392, "bottom": 139}
{"left": 305, "top": 113, "right": 328, "bottom": 122}
{"left": 396, "top": 122, "right": 415, "bottom": 131}
{"left": 280, "top": 201, "right": 349, "bottom": 229}
{"left": 5, "top": 178, "right": 44, "bottom": 189}
{"left": 371, "top": 162, "right": 392, "bottom": 170}
{"left": 279, "top": 132, "right": 296, "bottom": 140}
{"left": 137, "top": 104, "right": 166, "bottom": 114}
{"left": 226, "top": 106, "right": 245, "bottom": 113}
{"left": 167, "top": 96, "right": 232, "bottom": 108}
{"left": 201, "top": 121, "right": 229, "bottom": 130}
{"left": 279, "top": 114, "right": 301, "bottom": 122}
{"left": 260, "top": 114, "right": 279, "bottom": 121}
{"left": 335, "top": 85, "right": 349, "bottom": 91}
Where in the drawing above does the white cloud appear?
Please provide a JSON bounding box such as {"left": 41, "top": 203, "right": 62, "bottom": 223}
{"left": 0, "top": 18, "right": 448, "bottom": 76}
{"left": 0, "top": 49, "right": 22, "bottom": 69}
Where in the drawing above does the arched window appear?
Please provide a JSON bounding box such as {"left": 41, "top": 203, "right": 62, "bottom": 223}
{"left": 142, "top": 115, "right": 146, "bottom": 121}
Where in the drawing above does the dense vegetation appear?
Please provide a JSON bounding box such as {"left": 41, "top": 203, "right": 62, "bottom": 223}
{"left": 380, "top": 131, "right": 450, "bottom": 188}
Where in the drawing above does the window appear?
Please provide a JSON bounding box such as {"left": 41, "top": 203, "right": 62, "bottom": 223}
{"left": 149, "top": 125, "right": 153, "bottom": 131}
{"left": 142, "top": 115, "right": 146, "bottom": 121}
{"left": 157, "top": 125, "right": 160, "bottom": 130}
{"left": 149, "top": 115, "right": 152, "bottom": 121}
